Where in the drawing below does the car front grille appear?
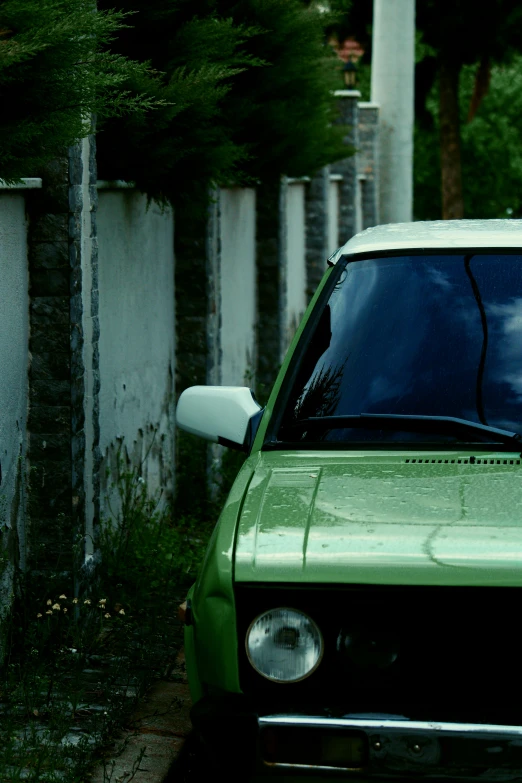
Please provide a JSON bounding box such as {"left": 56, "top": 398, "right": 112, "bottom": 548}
{"left": 235, "top": 584, "right": 522, "bottom": 725}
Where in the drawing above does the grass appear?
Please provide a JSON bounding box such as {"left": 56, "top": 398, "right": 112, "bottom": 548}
{"left": 0, "top": 462, "right": 215, "bottom": 783}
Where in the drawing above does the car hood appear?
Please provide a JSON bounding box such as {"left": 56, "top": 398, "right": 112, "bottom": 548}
{"left": 234, "top": 450, "right": 522, "bottom": 586}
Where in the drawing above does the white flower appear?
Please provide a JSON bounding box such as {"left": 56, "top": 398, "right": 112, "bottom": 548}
{"left": 119, "top": 609, "right": 125, "bottom": 615}
{"left": 104, "top": 613, "right": 111, "bottom": 619}
{"left": 59, "top": 594, "right": 67, "bottom": 600}
{"left": 84, "top": 599, "right": 91, "bottom": 605}
{"left": 36, "top": 613, "right": 42, "bottom": 618}
{"left": 52, "top": 603, "right": 61, "bottom": 611}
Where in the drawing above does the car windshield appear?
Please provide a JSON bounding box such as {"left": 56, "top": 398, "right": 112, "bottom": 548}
{"left": 278, "top": 253, "right": 522, "bottom": 445}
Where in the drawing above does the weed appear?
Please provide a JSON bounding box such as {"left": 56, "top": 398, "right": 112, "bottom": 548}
{"left": 0, "top": 460, "right": 214, "bottom": 783}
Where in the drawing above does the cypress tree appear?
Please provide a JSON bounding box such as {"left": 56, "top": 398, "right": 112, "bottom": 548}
{"left": 0, "top": 0, "right": 159, "bottom": 180}
{"left": 96, "top": 0, "right": 349, "bottom": 206}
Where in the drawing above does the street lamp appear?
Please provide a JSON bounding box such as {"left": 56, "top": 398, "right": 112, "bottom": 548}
{"left": 342, "top": 58, "right": 358, "bottom": 89}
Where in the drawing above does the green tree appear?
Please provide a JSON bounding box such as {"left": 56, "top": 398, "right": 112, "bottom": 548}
{"left": 415, "top": 56, "right": 522, "bottom": 221}
{"left": 0, "top": 0, "right": 158, "bottom": 180}
{"left": 95, "top": 0, "right": 348, "bottom": 206}
{"left": 96, "top": 0, "right": 260, "bottom": 207}
{"left": 333, "top": 0, "right": 522, "bottom": 220}
{"left": 216, "top": 0, "right": 347, "bottom": 182}
{"left": 415, "top": 0, "right": 522, "bottom": 219}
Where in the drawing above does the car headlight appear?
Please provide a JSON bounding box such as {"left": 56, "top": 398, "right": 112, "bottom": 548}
{"left": 246, "top": 607, "right": 323, "bottom": 683}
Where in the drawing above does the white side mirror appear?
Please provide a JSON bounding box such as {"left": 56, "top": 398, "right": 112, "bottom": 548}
{"left": 176, "top": 386, "right": 263, "bottom": 450}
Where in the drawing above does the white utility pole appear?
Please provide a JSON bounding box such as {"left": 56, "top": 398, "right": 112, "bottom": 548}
{"left": 371, "top": 0, "right": 415, "bottom": 223}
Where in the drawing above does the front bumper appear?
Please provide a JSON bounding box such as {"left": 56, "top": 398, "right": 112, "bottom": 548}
{"left": 259, "top": 714, "right": 522, "bottom": 778}
{"left": 192, "top": 698, "right": 522, "bottom": 779}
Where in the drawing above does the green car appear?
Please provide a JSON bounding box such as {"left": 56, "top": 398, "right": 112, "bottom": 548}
{"left": 176, "top": 220, "right": 522, "bottom": 781}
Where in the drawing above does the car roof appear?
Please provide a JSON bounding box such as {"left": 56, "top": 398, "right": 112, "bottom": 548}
{"left": 329, "top": 219, "right": 522, "bottom": 264}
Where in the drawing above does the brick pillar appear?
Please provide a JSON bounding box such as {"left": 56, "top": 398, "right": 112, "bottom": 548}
{"left": 358, "top": 102, "right": 380, "bottom": 228}
{"left": 332, "top": 90, "right": 361, "bottom": 245}
{"left": 174, "top": 197, "right": 219, "bottom": 513}
{"left": 79, "top": 135, "right": 100, "bottom": 564}
{"left": 69, "top": 143, "right": 87, "bottom": 565}
{"left": 206, "top": 190, "right": 222, "bottom": 388}
{"left": 27, "top": 138, "right": 98, "bottom": 579}
{"left": 305, "top": 167, "right": 330, "bottom": 302}
{"left": 28, "top": 158, "right": 74, "bottom": 576}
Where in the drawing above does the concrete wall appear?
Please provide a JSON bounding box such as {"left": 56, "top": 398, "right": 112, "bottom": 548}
{"left": 220, "top": 187, "right": 257, "bottom": 386}
{"left": 0, "top": 89, "right": 379, "bottom": 604}
{"left": 0, "top": 192, "right": 29, "bottom": 624}
{"left": 97, "top": 189, "right": 175, "bottom": 508}
{"left": 355, "top": 176, "right": 364, "bottom": 235}
{"left": 328, "top": 176, "right": 341, "bottom": 253}
{"left": 283, "top": 181, "right": 307, "bottom": 353}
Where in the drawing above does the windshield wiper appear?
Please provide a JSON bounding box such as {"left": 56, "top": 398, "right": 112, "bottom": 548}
{"left": 291, "top": 413, "right": 522, "bottom": 447}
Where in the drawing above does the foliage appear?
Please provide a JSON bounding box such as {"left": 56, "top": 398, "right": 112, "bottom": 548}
{"left": 338, "top": 0, "right": 522, "bottom": 120}
{"left": 334, "top": 0, "right": 522, "bottom": 218}
{"left": 175, "top": 430, "right": 246, "bottom": 522}
{"left": 0, "top": 464, "right": 211, "bottom": 782}
{"left": 0, "top": 582, "right": 150, "bottom": 782}
{"left": 414, "top": 56, "right": 522, "bottom": 220}
{"left": 214, "top": 0, "right": 348, "bottom": 182}
{"left": 415, "top": 1, "right": 522, "bottom": 81}
{"left": 99, "top": 455, "right": 209, "bottom": 606}
{"left": 96, "top": 0, "right": 261, "bottom": 208}
{"left": 0, "top": 0, "right": 162, "bottom": 181}
{"left": 96, "top": 0, "right": 348, "bottom": 206}
{"left": 415, "top": 1, "right": 522, "bottom": 218}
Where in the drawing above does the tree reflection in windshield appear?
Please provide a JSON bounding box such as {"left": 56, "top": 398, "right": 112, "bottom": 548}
{"left": 280, "top": 253, "right": 522, "bottom": 444}
{"left": 294, "top": 363, "right": 345, "bottom": 424}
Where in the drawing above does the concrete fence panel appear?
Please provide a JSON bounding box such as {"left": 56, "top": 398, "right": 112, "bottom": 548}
{"left": 219, "top": 187, "right": 257, "bottom": 387}
{"left": 0, "top": 190, "right": 30, "bottom": 625}
{"left": 97, "top": 188, "right": 175, "bottom": 510}
{"left": 328, "top": 175, "right": 342, "bottom": 254}
{"left": 283, "top": 180, "right": 307, "bottom": 354}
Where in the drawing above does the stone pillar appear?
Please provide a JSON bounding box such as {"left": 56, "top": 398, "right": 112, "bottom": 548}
{"left": 206, "top": 190, "right": 222, "bottom": 388}
{"left": 175, "top": 205, "right": 209, "bottom": 396}
{"left": 277, "top": 177, "right": 289, "bottom": 365}
{"left": 358, "top": 102, "right": 380, "bottom": 229}
{"left": 78, "top": 136, "right": 100, "bottom": 563}
{"left": 26, "top": 138, "right": 99, "bottom": 580}
{"left": 27, "top": 158, "right": 73, "bottom": 576}
{"left": 305, "top": 167, "right": 330, "bottom": 302}
{"left": 174, "top": 197, "right": 217, "bottom": 513}
{"left": 256, "top": 179, "right": 285, "bottom": 401}
{"left": 205, "top": 191, "right": 223, "bottom": 496}
{"left": 332, "top": 90, "right": 361, "bottom": 245}
{"left": 371, "top": 0, "right": 415, "bottom": 224}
